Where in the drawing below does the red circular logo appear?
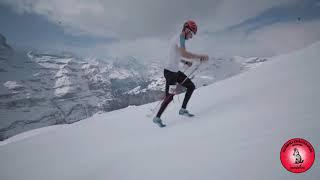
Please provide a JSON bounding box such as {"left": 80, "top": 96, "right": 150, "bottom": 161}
{"left": 280, "top": 138, "right": 315, "bottom": 173}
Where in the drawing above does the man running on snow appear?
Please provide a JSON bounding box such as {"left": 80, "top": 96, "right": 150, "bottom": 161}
{"left": 153, "top": 20, "right": 209, "bottom": 127}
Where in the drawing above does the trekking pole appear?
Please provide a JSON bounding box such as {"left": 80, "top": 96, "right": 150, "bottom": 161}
{"left": 146, "top": 63, "right": 202, "bottom": 117}
{"left": 146, "top": 64, "right": 191, "bottom": 113}
{"left": 176, "top": 63, "right": 202, "bottom": 103}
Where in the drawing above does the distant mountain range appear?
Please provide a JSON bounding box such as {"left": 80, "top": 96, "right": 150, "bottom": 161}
{"left": 0, "top": 33, "right": 268, "bottom": 140}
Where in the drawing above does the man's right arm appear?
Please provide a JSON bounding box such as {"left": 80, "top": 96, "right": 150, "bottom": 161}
{"left": 177, "top": 46, "right": 208, "bottom": 62}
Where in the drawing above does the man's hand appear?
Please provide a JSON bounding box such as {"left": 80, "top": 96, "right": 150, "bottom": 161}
{"left": 181, "top": 59, "right": 193, "bottom": 67}
{"left": 200, "top": 55, "right": 209, "bottom": 62}
{"left": 185, "top": 61, "right": 193, "bottom": 67}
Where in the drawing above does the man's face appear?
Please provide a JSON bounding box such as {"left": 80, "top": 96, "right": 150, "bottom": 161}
{"left": 185, "top": 28, "right": 194, "bottom": 40}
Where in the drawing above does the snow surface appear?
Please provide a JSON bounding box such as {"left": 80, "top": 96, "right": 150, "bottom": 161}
{"left": 0, "top": 125, "right": 66, "bottom": 146}
{"left": 0, "top": 42, "right": 320, "bottom": 180}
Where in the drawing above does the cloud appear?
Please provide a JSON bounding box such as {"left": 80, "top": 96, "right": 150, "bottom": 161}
{"left": 189, "top": 19, "right": 320, "bottom": 58}
{"left": 102, "top": 38, "right": 169, "bottom": 61}
{"left": 202, "top": 0, "right": 299, "bottom": 32}
{"left": 49, "top": 18, "right": 320, "bottom": 60}
{"left": 82, "top": 17, "right": 320, "bottom": 60}
{"left": 248, "top": 19, "right": 320, "bottom": 56}
{"left": 1, "top": 0, "right": 320, "bottom": 59}
{"left": 1, "top": 0, "right": 296, "bottom": 39}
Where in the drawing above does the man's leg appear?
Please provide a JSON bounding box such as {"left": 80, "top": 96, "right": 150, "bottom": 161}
{"left": 177, "top": 71, "right": 195, "bottom": 109}
{"left": 181, "top": 79, "right": 195, "bottom": 109}
{"left": 156, "top": 93, "right": 174, "bottom": 118}
{"left": 156, "top": 69, "right": 177, "bottom": 118}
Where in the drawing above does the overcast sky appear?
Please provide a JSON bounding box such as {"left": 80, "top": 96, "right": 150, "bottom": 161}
{"left": 1, "top": 0, "right": 320, "bottom": 60}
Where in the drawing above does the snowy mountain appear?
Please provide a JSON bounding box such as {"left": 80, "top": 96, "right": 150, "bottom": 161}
{"left": 0, "top": 48, "right": 164, "bottom": 140}
{"left": 0, "top": 34, "right": 268, "bottom": 141}
{"left": 0, "top": 40, "right": 319, "bottom": 180}
{"left": 0, "top": 50, "right": 113, "bottom": 141}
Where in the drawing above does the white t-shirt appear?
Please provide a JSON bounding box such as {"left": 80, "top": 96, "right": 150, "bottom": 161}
{"left": 166, "top": 33, "right": 186, "bottom": 72}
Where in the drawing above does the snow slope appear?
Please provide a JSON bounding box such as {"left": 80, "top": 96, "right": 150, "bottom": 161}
{"left": 0, "top": 42, "right": 319, "bottom": 180}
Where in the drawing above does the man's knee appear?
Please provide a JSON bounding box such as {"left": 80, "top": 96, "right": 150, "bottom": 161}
{"left": 188, "top": 82, "right": 195, "bottom": 91}
{"left": 164, "top": 94, "right": 174, "bottom": 103}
